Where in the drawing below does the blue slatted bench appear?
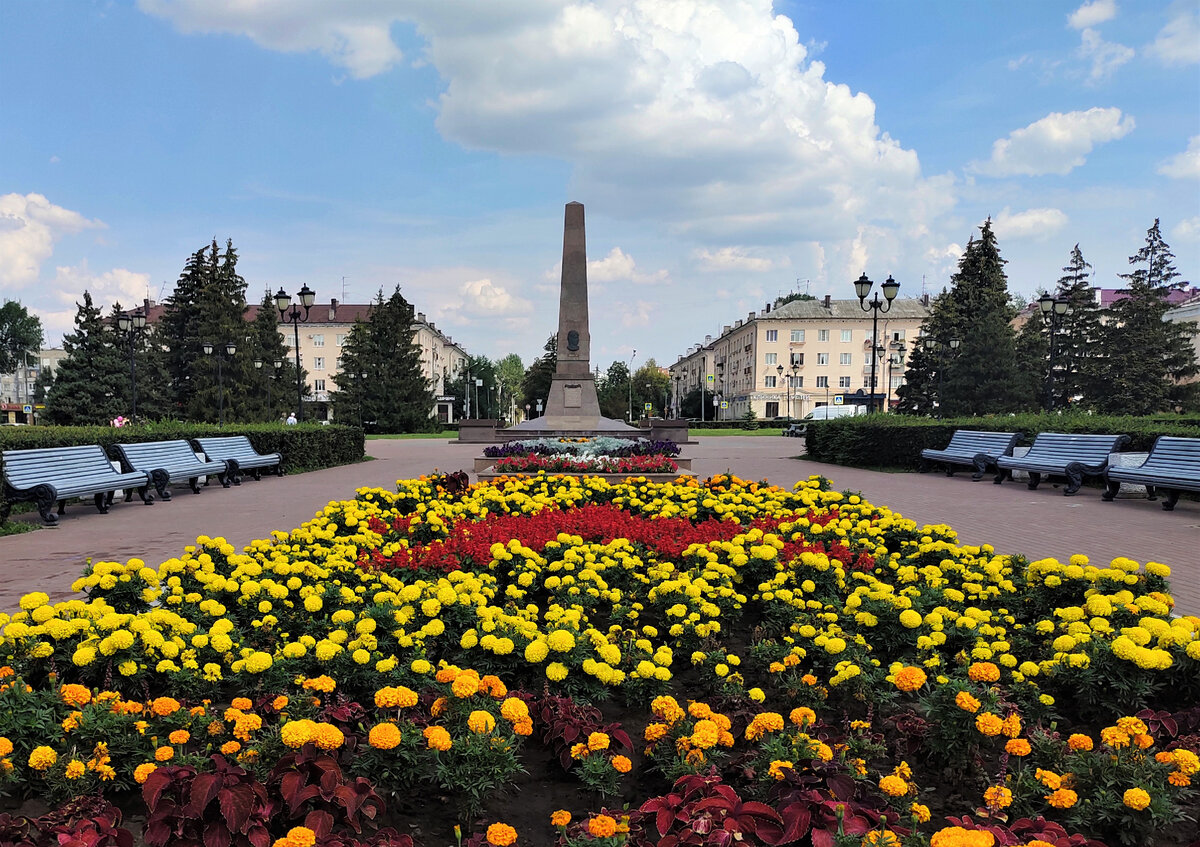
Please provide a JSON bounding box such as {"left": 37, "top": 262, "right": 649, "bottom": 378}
{"left": 193, "top": 436, "right": 282, "bottom": 484}
{"left": 1103, "top": 435, "right": 1200, "bottom": 511}
{"left": 994, "top": 432, "right": 1130, "bottom": 496}
{"left": 1, "top": 445, "right": 153, "bottom": 524}
{"left": 919, "top": 430, "right": 1021, "bottom": 480}
{"left": 114, "top": 439, "right": 231, "bottom": 501}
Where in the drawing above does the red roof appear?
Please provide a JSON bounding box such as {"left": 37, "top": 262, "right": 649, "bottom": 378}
{"left": 1098, "top": 286, "right": 1200, "bottom": 308}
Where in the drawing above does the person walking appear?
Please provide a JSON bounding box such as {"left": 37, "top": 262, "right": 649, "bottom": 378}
{"left": 285, "top": 412, "right": 297, "bottom": 425}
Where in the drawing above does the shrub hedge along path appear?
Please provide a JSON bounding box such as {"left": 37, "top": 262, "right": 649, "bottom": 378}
{"left": 0, "top": 435, "right": 1195, "bottom": 617}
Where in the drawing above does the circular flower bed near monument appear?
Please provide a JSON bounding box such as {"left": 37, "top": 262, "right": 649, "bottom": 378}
{"left": 490, "top": 454, "right": 677, "bottom": 473}
{"left": 0, "top": 473, "right": 1196, "bottom": 846}
{"left": 482, "top": 436, "right": 680, "bottom": 459}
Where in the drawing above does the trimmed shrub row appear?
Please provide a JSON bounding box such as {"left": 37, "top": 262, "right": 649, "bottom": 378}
{"left": 0, "top": 422, "right": 365, "bottom": 476}
{"left": 803, "top": 412, "right": 1200, "bottom": 470}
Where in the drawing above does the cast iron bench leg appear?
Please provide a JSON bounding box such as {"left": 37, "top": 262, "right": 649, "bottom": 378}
{"left": 1026, "top": 471, "right": 1041, "bottom": 491}
{"left": 94, "top": 493, "right": 109, "bottom": 514}
{"left": 1146, "top": 485, "right": 1156, "bottom": 501}
{"left": 151, "top": 469, "right": 172, "bottom": 501}
{"left": 1102, "top": 478, "right": 1120, "bottom": 501}
{"left": 971, "top": 454, "right": 989, "bottom": 482}
{"left": 189, "top": 476, "right": 201, "bottom": 495}
{"left": 1063, "top": 463, "right": 1084, "bottom": 496}
{"left": 993, "top": 468, "right": 1009, "bottom": 484}
{"left": 1161, "top": 490, "right": 1180, "bottom": 511}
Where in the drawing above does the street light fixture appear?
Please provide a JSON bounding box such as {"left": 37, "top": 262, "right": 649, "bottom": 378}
{"left": 275, "top": 284, "right": 316, "bottom": 422}
{"left": 922, "top": 335, "right": 960, "bottom": 417}
{"left": 1039, "top": 293, "right": 1073, "bottom": 411}
{"left": 115, "top": 308, "right": 147, "bottom": 423}
{"left": 203, "top": 340, "right": 237, "bottom": 426}
{"left": 789, "top": 361, "right": 799, "bottom": 419}
{"left": 776, "top": 364, "right": 787, "bottom": 419}
{"left": 854, "top": 273, "right": 900, "bottom": 413}
{"left": 886, "top": 341, "right": 907, "bottom": 412}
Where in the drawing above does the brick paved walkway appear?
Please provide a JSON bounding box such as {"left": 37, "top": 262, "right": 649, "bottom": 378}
{"left": 1, "top": 437, "right": 1196, "bottom": 615}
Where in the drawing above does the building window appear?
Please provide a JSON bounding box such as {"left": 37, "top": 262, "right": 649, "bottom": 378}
{"left": 795, "top": 376, "right": 803, "bottom": 387}
{"left": 764, "top": 352, "right": 777, "bottom": 365}
{"left": 765, "top": 401, "right": 779, "bottom": 417}
{"left": 891, "top": 375, "right": 904, "bottom": 388}
{"left": 818, "top": 329, "right": 829, "bottom": 342}
{"left": 312, "top": 334, "right": 325, "bottom": 347}
{"left": 791, "top": 352, "right": 803, "bottom": 366}
{"left": 816, "top": 376, "right": 828, "bottom": 388}
{"left": 313, "top": 379, "right": 326, "bottom": 391}
{"left": 838, "top": 376, "right": 851, "bottom": 388}
{"left": 790, "top": 329, "right": 804, "bottom": 342}
{"left": 765, "top": 329, "right": 778, "bottom": 342}
{"left": 336, "top": 334, "right": 347, "bottom": 346}
{"left": 817, "top": 353, "right": 829, "bottom": 365}
{"left": 840, "top": 352, "right": 852, "bottom": 365}
{"left": 841, "top": 329, "right": 852, "bottom": 342}
{"left": 313, "top": 357, "right": 325, "bottom": 370}
{"left": 892, "top": 330, "right": 906, "bottom": 341}
{"left": 764, "top": 375, "right": 777, "bottom": 388}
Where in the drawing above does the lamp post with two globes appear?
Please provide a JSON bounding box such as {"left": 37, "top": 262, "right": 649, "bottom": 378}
{"left": 275, "top": 285, "right": 316, "bottom": 422}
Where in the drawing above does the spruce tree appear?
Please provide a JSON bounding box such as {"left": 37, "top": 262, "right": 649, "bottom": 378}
{"left": 1052, "top": 245, "right": 1104, "bottom": 409}
{"left": 520, "top": 335, "right": 557, "bottom": 415}
{"left": 44, "top": 292, "right": 128, "bottom": 425}
{"left": 332, "top": 287, "right": 434, "bottom": 432}
{"left": 247, "top": 291, "right": 299, "bottom": 422}
{"left": 1092, "top": 220, "right": 1198, "bottom": 414}
{"left": 160, "top": 246, "right": 207, "bottom": 416}
{"left": 1013, "top": 301, "right": 1049, "bottom": 408}
{"left": 895, "top": 289, "right": 964, "bottom": 416}
{"left": 109, "top": 301, "right": 172, "bottom": 421}
{"left": 938, "top": 221, "right": 1031, "bottom": 415}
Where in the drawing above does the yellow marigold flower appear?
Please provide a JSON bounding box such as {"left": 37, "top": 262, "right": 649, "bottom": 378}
{"left": 745, "top": 712, "right": 785, "bottom": 741}
{"left": 1005, "top": 738, "right": 1031, "bottom": 757}
{"left": 551, "top": 810, "right": 571, "bottom": 827}
{"left": 651, "top": 695, "right": 685, "bottom": 724}
{"left": 587, "top": 731, "right": 610, "bottom": 751}
{"left": 468, "top": 710, "right": 497, "bottom": 734}
{"left": 1035, "top": 768, "right": 1061, "bottom": 789}
{"left": 588, "top": 815, "right": 617, "bottom": 838}
{"left": 910, "top": 803, "right": 931, "bottom": 823}
{"left": 231, "top": 697, "right": 252, "bottom": 711}
{"left": 1116, "top": 716, "right": 1148, "bottom": 736}
{"left": 984, "top": 785, "right": 1012, "bottom": 808}
{"left": 280, "top": 720, "right": 316, "bottom": 748}
{"left": 975, "top": 712, "right": 1004, "bottom": 737}
{"left": 64, "top": 760, "right": 86, "bottom": 780}
{"left": 644, "top": 723, "right": 669, "bottom": 744}
{"left": 893, "top": 666, "right": 927, "bottom": 693}
{"left": 690, "top": 719, "right": 720, "bottom": 750}
{"left": 485, "top": 823, "right": 517, "bottom": 846}
{"left": 790, "top": 707, "right": 816, "bottom": 728}
{"left": 1045, "top": 788, "right": 1078, "bottom": 809}
{"left": 150, "top": 696, "right": 181, "bottom": 716}
{"left": 1173, "top": 749, "right": 1199, "bottom": 775}
{"left": 169, "top": 730, "right": 190, "bottom": 745}
{"left": 879, "top": 775, "right": 909, "bottom": 797}
{"left": 28, "top": 746, "right": 57, "bottom": 770}
{"left": 612, "top": 755, "right": 632, "bottom": 773}
{"left": 312, "top": 723, "right": 344, "bottom": 750}
{"left": 60, "top": 684, "right": 92, "bottom": 708}
{"left": 862, "top": 833, "right": 900, "bottom": 847}
{"left": 155, "top": 746, "right": 174, "bottom": 762}
{"left": 281, "top": 827, "right": 317, "bottom": 847}
{"left": 1101, "top": 726, "right": 1131, "bottom": 749}
{"left": 133, "top": 763, "right": 157, "bottom": 784}
{"left": 930, "top": 827, "right": 995, "bottom": 847}
{"left": 570, "top": 742, "right": 589, "bottom": 760}
{"left": 1067, "top": 733, "right": 1093, "bottom": 752}
{"left": 1122, "top": 787, "right": 1151, "bottom": 811}
{"left": 424, "top": 725, "right": 452, "bottom": 751}
{"left": 0, "top": 738, "right": 11, "bottom": 758}
{"left": 955, "top": 691, "right": 981, "bottom": 713}
{"left": 369, "top": 723, "right": 403, "bottom": 750}
{"left": 452, "top": 670, "right": 481, "bottom": 698}
{"left": 500, "top": 698, "right": 529, "bottom": 723}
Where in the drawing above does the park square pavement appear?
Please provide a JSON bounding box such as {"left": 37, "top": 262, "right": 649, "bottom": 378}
{"left": 0, "top": 436, "right": 1196, "bottom": 616}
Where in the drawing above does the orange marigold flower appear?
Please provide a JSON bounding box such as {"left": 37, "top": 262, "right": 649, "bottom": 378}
{"left": 975, "top": 713, "right": 1004, "bottom": 737}
{"left": 272, "top": 696, "right": 289, "bottom": 711}
{"left": 435, "top": 667, "right": 458, "bottom": 684}
{"left": 452, "top": 670, "right": 481, "bottom": 699}
{"left": 312, "top": 723, "right": 344, "bottom": 750}
{"left": 485, "top": 823, "right": 517, "bottom": 846}
{"left": 789, "top": 707, "right": 816, "bottom": 728}
{"left": 0, "top": 738, "right": 12, "bottom": 758}
{"left": 1067, "top": 733, "right": 1093, "bottom": 752}
{"left": 1133, "top": 733, "right": 1154, "bottom": 749}
{"left": 587, "top": 731, "right": 610, "bottom": 751}
{"left": 1046, "top": 788, "right": 1078, "bottom": 809}
{"left": 479, "top": 675, "right": 507, "bottom": 697}
{"left": 1101, "top": 726, "right": 1131, "bottom": 749}
{"left": 169, "top": 730, "right": 190, "bottom": 745}
{"left": 588, "top": 815, "right": 617, "bottom": 838}
{"left": 984, "top": 785, "right": 1012, "bottom": 809}
{"left": 1005, "top": 739, "right": 1031, "bottom": 757}
{"left": 424, "top": 726, "right": 452, "bottom": 751}
{"left": 955, "top": 691, "right": 981, "bottom": 713}
{"left": 967, "top": 662, "right": 1000, "bottom": 683}
{"left": 369, "top": 723, "right": 403, "bottom": 750}
{"left": 644, "top": 722, "right": 669, "bottom": 744}
{"left": 612, "top": 755, "right": 632, "bottom": 773}
{"left": 154, "top": 746, "right": 174, "bottom": 762}
{"left": 513, "top": 718, "right": 533, "bottom": 736}
{"left": 500, "top": 698, "right": 529, "bottom": 723}
{"left": 1035, "top": 769, "right": 1061, "bottom": 790}
{"left": 60, "top": 684, "right": 92, "bottom": 708}
{"left": 910, "top": 803, "right": 931, "bottom": 823}
{"left": 1168, "top": 771, "right": 1191, "bottom": 787}
{"left": 431, "top": 697, "right": 449, "bottom": 717}
{"left": 133, "top": 763, "right": 157, "bottom": 784}
{"left": 468, "top": 710, "right": 497, "bottom": 735}
{"left": 550, "top": 810, "right": 571, "bottom": 827}
{"left": 879, "top": 775, "right": 909, "bottom": 797}
{"left": 570, "top": 742, "right": 590, "bottom": 760}
{"left": 745, "top": 712, "right": 785, "bottom": 741}
{"left": 1116, "top": 716, "right": 1148, "bottom": 736}
{"left": 221, "top": 741, "right": 241, "bottom": 756}
{"left": 282, "top": 827, "right": 317, "bottom": 847}
{"left": 893, "top": 666, "right": 927, "bottom": 693}
{"left": 374, "top": 686, "right": 418, "bottom": 709}
{"left": 1122, "top": 787, "right": 1151, "bottom": 811}
{"left": 150, "top": 697, "right": 181, "bottom": 717}
{"left": 231, "top": 697, "right": 252, "bottom": 711}
{"left": 301, "top": 675, "right": 336, "bottom": 694}
{"left": 862, "top": 833, "right": 900, "bottom": 847}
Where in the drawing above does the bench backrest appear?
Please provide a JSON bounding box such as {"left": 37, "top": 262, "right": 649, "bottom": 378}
{"left": 1025, "top": 432, "right": 1129, "bottom": 464}
{"left": 943, "top": 430, "right": 1020, "bottom": 453}
{"left": 117, "top": 440, "right": 206, "bottom": 469}
{"left": 2, "top": 445, "right": 117, "bottom": 490}
{"left": 194, "top": 435, "right": 262, "bottom": 459}
{"left": 1144, "top": 436, "right": 1200, "bottom": 473}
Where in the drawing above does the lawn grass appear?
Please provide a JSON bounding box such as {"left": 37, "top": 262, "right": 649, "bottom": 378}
{"left": 0, "top": 520, "right": 39, "bottom": 537}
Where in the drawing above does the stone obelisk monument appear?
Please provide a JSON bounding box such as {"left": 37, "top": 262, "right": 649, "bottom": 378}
{"left": 513, "top": 202, "right": 636, "bottom": 433}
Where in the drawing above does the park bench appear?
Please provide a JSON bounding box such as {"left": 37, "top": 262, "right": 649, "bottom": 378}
{"left": 919, "top": 430, "right": 1021, "bottom": 480}
{"left": 193, "top": 435, "right": 282, "bottom": 485}
{"left": 1, "top": 445, "right": 153, "bottom": 524}
{"left": 994, "top": 432, "right": 1130, "bottom": 496}
{"left": 113, "top": 439, "right": 231, "bottom": 501}
{"left": 1102, "top": 435, "right": 1200, "bottom": 511}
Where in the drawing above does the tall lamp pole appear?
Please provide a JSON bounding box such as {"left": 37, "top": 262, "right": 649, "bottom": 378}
{"left": 789, "top": 362, "right": 799, "bottom": 419}
{"left": 776, "top": 364, "right": 786, "bottom": 419}
{"left": 275, "top": 285, "right": 316, "bottom": 422}
{"left": 853, "top": 273, "right": 900, "bottom": 413}
{"left": 923, "top": 336, "right": 960, "bottom": 417}
{"left": 886, "top": 342, "right": 907, "bottom": 412}
{"left": 203, "top": 340, "right": 237, "bottom": 426}
{"left": 116, "top": 308, "right": 147, "bottom": 423}
{"left": 627, "top": 349, "right": 637, "bottom": 422}
{"left": 1039, "top": 293, "right": 1072, "bottom": 411}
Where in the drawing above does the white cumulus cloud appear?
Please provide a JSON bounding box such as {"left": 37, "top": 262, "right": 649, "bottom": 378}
{"left": 44, "top": 263, "right": 153, "bottom": 337}
{"left": 694, "top": 247, "right": 775, "bottom": 272}
{"left": 1172, "top": 216, "right": 1200, "bottom": 242}
{"left": 991, "top": 208, "right": 1069, "bottom": 241}
{"left": 0, "top": 193, "right": 102, "bottom": 289}
{"left": 972, "top": 107, "right": 1135, "bottom": 177}
{"left": 1158, "top": 135, "right": 1200, "bottom": 179}
{"left": 1068, "top": 0, "right": 1117, "bottom": 30}
{"left": 1076, "top": 27, "right": 1134, "bottom": 82}
{"left": 1149, "top": 4, "right": 1200, "bottom": 65}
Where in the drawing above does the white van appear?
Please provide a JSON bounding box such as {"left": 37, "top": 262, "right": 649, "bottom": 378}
{"left": 783, "top": 404, "right": 864, "bottom": 436}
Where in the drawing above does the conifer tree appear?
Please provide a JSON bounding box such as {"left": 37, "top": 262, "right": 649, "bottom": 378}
{"left": 44, "top": 292, "right": 128, "bottom": 425}
{"left": 247, "top": 291, "right": 300, "bottom": 422}
{"left": 1013, "top": 300, "right": 1049, "bottom": 407}
{"left": 1092, "top": 220, "right": 1198, "bottom": 414}
{"left": 520, "top": 335, "right": 557, "bottom": 415}
{"left": 331, "top": 287, "right": 434, "bottom": 432}
{"left": 895, "top": 288, "right": 962, "bottom": 415}
{"left": 109, "top": 301, "right": 172, "bottom": 421}
{"left": 1050, "top": 245, "right": 1104, "bottom": 408}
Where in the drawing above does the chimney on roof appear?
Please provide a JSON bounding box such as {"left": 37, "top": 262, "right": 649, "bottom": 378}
{"left": 823, "top": 294, "right": 831, "bottom": 308}
{"left": 921, "top": 293, "right": 930, "bottom": 307}
{"left": 765, "top": 302, "right": 771, "bottom": 313}
{"left": 329, "top": 298, "right": 338, "bottom": 320}
{"left": 143, "top": 297, "right": 153, "bottom": 315}
{"left": 417, "top": 312, "right": 426, "bottom": 323}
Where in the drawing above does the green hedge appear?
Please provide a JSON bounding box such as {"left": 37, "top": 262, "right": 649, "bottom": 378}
{"left": 0, "top": 422, "right": 364, "bottom": 476}
{"left": 804, "top": 412, "right": 1200, "bottom": 470}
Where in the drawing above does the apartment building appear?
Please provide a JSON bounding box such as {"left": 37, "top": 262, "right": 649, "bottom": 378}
{"left": 670, "top": 295, "right": 931, "bottom": 420}
{"left": 0, "top": 348, "right": 66, "bottom": 424}
{"left": 1166, "top": 292, "right": 1200, "bottom": 385}
{"left": 141, "top": 297, "right": 470, "bottom": 423}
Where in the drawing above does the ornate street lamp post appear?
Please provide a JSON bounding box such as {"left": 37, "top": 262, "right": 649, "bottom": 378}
{"left": 203, "top": 340, "right": 237, "bottom": 426}
{"left": 1039, "top": 294, "right": 1072, "bottom": 411}
{"left": 275, "top": 285, "right": 316, "bottom": 422}
{"left": 789, "top": 362, "right": 799, "bottom": 419}
{"left": 853, "top": 273, "right": 900, "bottom": 413}
{"left": 923, "top": 336, "right": 961, "bottom": 417}
{"left": 116, "top": 308, "right": 147, "bottom": 423}
{"left": 776, "top": 364, "right": 787, "bottom": 420}
{"left": 886, "top": 341, "right": 907, "bottom": 412}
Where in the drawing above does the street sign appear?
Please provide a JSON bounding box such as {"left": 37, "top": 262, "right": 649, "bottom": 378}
{"left": 720, "top": 401, "right": 728, "bottom": 409}
{"left": 832, "top": 395, "right": 843, "bottom": 405}
{"left": 22, "top": 405, "right": 32, "bottom": 414}
{"left": 644, "top": 402, "right": 652, "bottom": 411}
{"left": 706, "top": 374, "right": 714, "bottom": 384}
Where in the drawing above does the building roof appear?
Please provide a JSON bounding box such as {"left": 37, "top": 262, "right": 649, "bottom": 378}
{"left": 765, "top": 296, "right": 931, "bottom": 320}
{"left": 1098, "top": 286, "right": 1200, "bottom": 308}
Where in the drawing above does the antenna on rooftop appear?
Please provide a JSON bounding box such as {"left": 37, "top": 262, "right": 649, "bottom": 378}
{"left": 921, "top": 274, "right": 927, "bottom": 297}
{"left": 342, "top": 276, "right": 349, "bottom": 301}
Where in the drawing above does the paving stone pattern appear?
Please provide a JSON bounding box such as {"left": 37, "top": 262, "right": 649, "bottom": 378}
{"left": 0, "top": 437, "right": 1195, "bottom": 616}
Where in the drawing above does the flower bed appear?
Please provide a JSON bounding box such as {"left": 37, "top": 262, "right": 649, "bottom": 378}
{"left": 483, "top": 437, "right": 680, "bottom": 459}
{"left": 0, "top": 472, "right": 1196, "bottom": 847}
{"left": 490, "top": 454, "right": 678, "bottom": 473}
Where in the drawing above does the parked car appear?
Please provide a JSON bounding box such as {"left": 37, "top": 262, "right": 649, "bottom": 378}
{"left": 782, "top": 404, "right": 864, "bottom": 436}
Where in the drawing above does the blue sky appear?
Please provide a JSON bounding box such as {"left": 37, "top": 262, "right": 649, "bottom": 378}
{"left": 1, "top": 0, "right": 1197, "bottom": 370}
